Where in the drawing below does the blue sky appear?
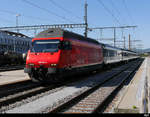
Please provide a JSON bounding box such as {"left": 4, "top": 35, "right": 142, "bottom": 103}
{"left": 0, "top": 0, "right": 149, "bottom": 49}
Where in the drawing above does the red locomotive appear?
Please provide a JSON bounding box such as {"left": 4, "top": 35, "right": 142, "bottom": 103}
{"left": 24, "top": 28, "right": 104, "bottom": 82}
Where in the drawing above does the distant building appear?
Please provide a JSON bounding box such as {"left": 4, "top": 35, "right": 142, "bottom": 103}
{"left": 0, "top": 30, "right": 32, "bottom": 54}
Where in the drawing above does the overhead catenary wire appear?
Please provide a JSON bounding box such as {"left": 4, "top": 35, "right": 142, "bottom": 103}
{"left": 122, "top": 0, "right": 135, "bottom": 25}
{"left": 0, "top": 16, "right": 13, "bottom": 24}
{"left": 49, "top": 0, "right": 72, "bottom": 14}
{"left": 109, "top": 0, "right": 121, "bottom": 17}
{"left": 21, "top": 0, "right": 77, "bottom": 23}
{"left": 0, "top": 9, "right": 57, "bottom": 23}
{"left": 109, "top": 0, "right": 128, "bottom": 25}
{"left": 96, "top": 0, "right": 121, "bottom": 26}
{"left": 0, "top": 10, "right": 16, "bottom": 24}
{"left": 48, "top": 0, "right": 82, "bottom": 22}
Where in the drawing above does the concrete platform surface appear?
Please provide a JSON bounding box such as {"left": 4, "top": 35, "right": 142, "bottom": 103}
{"left": 0, "top": 70, "right": 30, "bottom": 86}
{"left": 115, "top": 58, "right": 150, "bottom": 113}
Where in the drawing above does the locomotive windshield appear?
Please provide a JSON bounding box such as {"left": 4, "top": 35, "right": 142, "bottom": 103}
{"left": 31, "top": 39, "right": 60, "bottom": 52}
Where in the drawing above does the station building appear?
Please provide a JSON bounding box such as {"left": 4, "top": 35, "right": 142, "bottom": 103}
{"left": 0, "top": 30, "right": 32, "bottom": 54}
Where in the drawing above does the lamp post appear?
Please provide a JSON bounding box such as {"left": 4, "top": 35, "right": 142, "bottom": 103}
{"left": 14, "top": 14, "right": 21, "bottom": 53}
{"left": 16, "top": 14, "right": 21, "bottom": 33}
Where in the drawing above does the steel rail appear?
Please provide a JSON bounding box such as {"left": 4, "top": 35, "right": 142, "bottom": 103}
{"left": 49, "top": 59, "right": 142, "bottom": 113}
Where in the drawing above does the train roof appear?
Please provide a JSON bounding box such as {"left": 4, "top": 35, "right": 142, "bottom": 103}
{"left": 103, "top": 43, "right": 137, "bottom": 54}
{"left": 102, "top": 44, "right": 122, "bottom": 51}
{"left": 35, "top": 28, "right": 100, "bottom": 45}
{"left": 122, "top": 49, "right": 137, "bottom": 54}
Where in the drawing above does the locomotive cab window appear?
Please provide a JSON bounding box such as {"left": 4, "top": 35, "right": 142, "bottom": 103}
{"left": 31, "top": 39, "right": 60, "bottom": 53}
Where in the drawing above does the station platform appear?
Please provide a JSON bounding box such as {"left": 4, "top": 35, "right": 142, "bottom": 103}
{"left": 114, "top": 57, "right": 150, "bottom": 113}
{"left": 0, "top": 70, "right": 30, "bottom": 86}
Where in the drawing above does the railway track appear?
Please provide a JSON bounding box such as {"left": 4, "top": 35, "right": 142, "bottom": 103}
{"left": 49, "top": 59, "right": 143, "bottom": 113}
{"left": 0, "top": 68, "right": 102, "bottom": 112}
{"left": 0, "top": 59, "right": 142, "bottom": 113}
{"left": 0, "top": 81, "right": 66, "bottom": 113}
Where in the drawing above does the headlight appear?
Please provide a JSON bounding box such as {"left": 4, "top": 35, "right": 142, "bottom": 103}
{"left": 50, "top": 64, "right": 57, "bottom": 67}
{"left": 28, "top": 63, "right": 35, "bottom": 66}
